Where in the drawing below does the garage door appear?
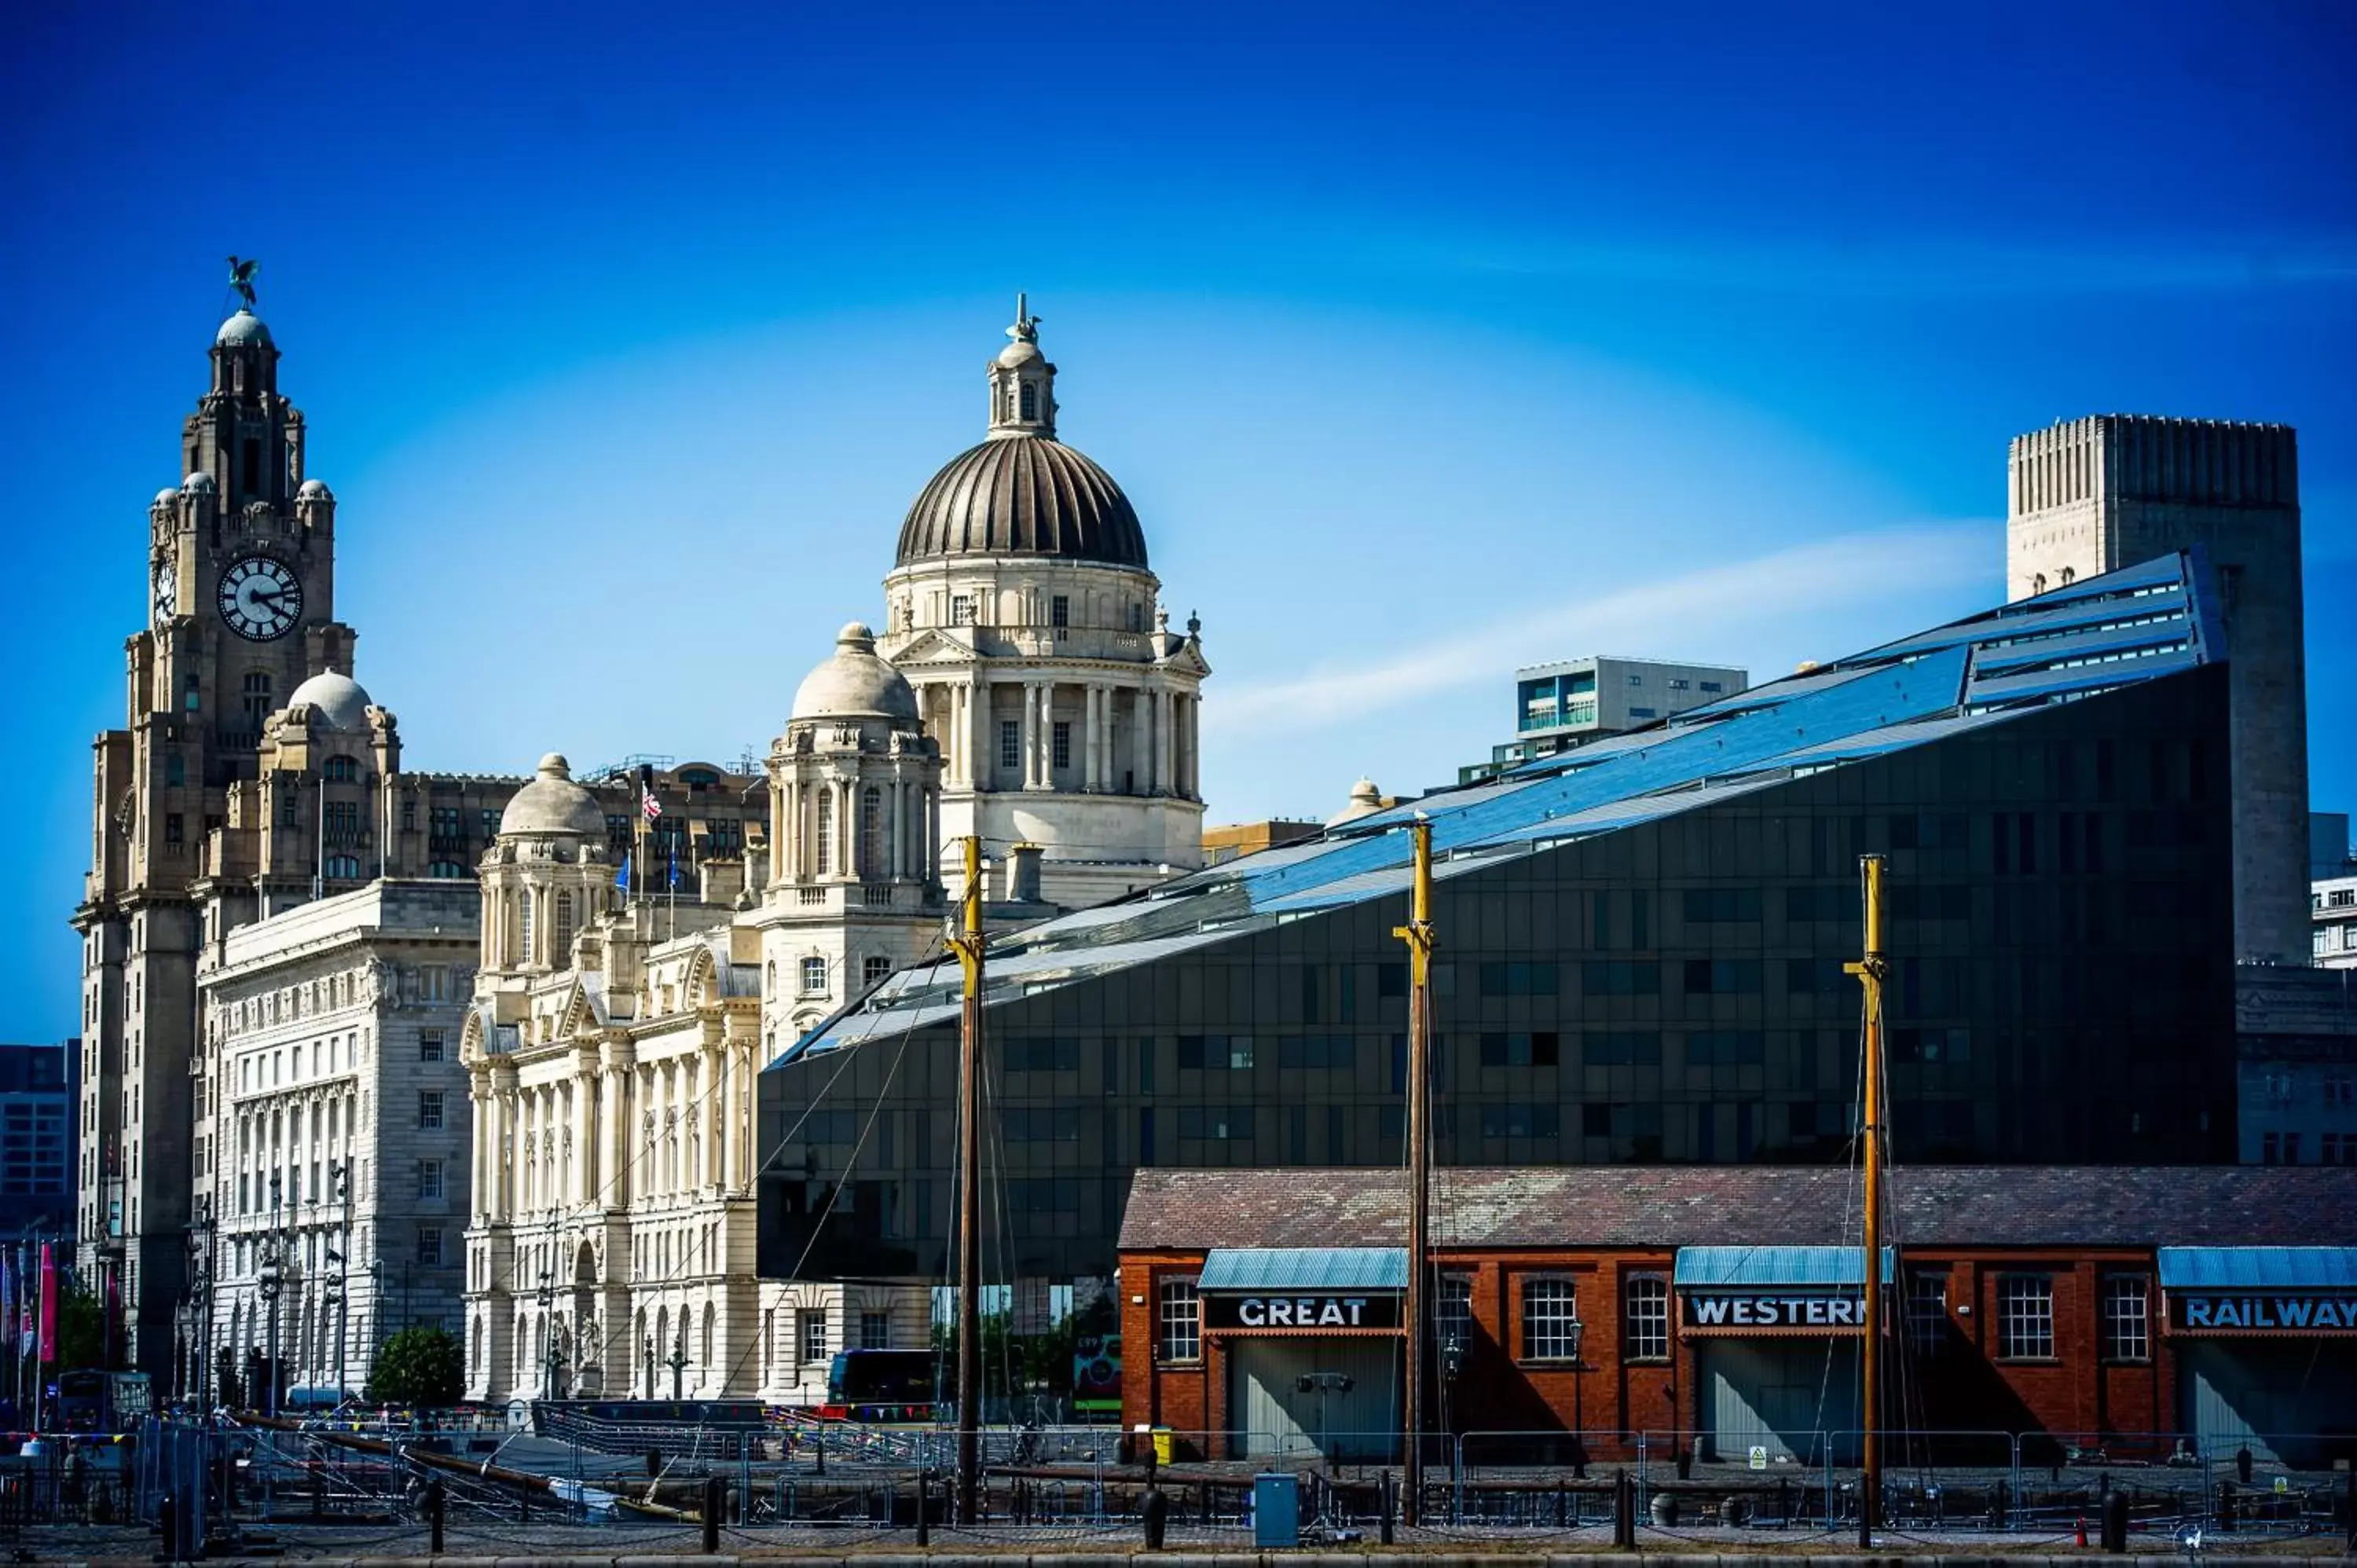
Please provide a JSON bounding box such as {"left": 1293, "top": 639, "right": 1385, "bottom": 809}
{"left": 1228, "top": 1339, "right": 1402, "bottom": 1461}
{"left": 2182, "top": 1342, "right": 2357, "bottom": 1465}
{"left": 1697, "top": 1341, "right": 1863, "bottom": 1465}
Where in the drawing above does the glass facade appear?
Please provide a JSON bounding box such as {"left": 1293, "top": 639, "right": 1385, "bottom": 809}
{"left": 758, "top": 555, "right": 2238, "bottom": 1284}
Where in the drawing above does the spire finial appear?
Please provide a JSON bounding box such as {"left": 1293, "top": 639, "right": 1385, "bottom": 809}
{"left": 1008, "top": 291, "right": 1040, "bottom": 344}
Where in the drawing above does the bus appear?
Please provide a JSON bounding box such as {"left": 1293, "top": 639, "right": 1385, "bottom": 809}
{"left": 821, "top": 1350, "right": 941, "bottom": 1422}
{"left": 55, "top": 1370, "right": 151, "bottom": 1432}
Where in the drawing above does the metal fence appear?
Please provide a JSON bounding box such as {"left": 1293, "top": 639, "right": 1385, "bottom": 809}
{"left": 4, "top": 1416, "right": 2341, "bottom": 1558}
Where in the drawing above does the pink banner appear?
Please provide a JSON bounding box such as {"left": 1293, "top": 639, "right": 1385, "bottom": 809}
{"left": 36, "top": 1244, "right": 55, "bottom": 1365}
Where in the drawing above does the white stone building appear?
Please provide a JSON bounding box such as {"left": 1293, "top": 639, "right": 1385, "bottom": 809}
{"left": 197, "top": 874, "right": 478, "bottom": 1402}
{"left": 881, "top": 300, "right": 1210, "bottom": 909}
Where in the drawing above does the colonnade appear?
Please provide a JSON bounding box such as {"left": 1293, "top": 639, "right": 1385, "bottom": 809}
{"left": 926, "top": 676, "right": 1200, "bottom": 798}
{"left": 767, "top": 772, "right": 939, "bottom": 884}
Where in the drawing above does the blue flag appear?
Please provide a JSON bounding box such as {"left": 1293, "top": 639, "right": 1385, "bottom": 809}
{"left": 615, "top": 853, "right": 630, "bottom": 891}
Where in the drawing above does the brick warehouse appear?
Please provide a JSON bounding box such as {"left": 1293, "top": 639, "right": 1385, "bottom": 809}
{"left": 1116, "top": 1166, "right": 2357, "bottom": 1466}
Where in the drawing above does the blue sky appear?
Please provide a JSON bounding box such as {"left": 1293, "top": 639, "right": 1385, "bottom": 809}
{"left": 5, "top": 2, "right": 2352, "bottom": 1041}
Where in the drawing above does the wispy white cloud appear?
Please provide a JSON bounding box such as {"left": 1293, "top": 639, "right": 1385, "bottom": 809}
{"left": 1211, "top": 524, "right": 1992, "bottom": 738}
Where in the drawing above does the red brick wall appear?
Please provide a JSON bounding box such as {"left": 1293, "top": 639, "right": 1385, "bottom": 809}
{"left": 1123, "top": 1242, "right": 2179, "bottom": 1451}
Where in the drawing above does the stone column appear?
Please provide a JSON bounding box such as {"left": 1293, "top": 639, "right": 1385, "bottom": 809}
{"left": 970, "top": 678, "right": 992, "bottom": 792}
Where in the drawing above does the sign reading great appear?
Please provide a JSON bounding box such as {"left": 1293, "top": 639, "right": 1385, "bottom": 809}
{"left": 1202, "top": 1294, "right": 1404, "bottom": 1331}
{"left": 2172, "top": 1294, "right": 2357, "bottom": 1332}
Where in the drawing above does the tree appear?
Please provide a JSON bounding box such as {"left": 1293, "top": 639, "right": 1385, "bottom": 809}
{"left": 56, "top": 1286, "right": 122, "bottom": 1371}
{"left": 365, "top": 1326, "right": 463, "bottom": 1407}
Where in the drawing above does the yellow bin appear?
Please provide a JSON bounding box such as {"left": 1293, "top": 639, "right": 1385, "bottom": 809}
{"left": 1152, "top": 1427, "right": 1174, "bottom": 1465}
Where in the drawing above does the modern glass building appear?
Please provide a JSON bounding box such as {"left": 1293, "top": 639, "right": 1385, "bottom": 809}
{"left": 759, "top": 551, "right": 2237, "bottom": 1287}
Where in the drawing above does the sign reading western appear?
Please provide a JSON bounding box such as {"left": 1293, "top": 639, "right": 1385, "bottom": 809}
{"left": 1202, "top": 1293, "right": 1404, "bottom": 1331}
{"left": 1684, "top": 1291, "right": 1866, "bottom": 1331}
{"left": 2172, "top": 1294, "right": 2357, "bottom": 1332}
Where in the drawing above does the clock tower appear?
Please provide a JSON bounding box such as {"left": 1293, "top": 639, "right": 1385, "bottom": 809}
{"left": 76, "top": 298, "right": 358, "bottom": 1379}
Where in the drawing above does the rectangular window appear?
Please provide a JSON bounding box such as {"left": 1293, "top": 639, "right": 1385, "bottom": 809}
{"left": 951, "top": 595, "right": 975, "bottom": 625}
{"left": 862, "top": 955, "right": 891, "bottom": 987}
{"left": 1052, "top": 721, "right": 1072, "bottom": 770}
{"left": 1624, "top": 1275, "right": 1670, "bottom": 1361}
{"left": 1477, "top": 1031, "right": 1559, "bottom": 1068}
{"left": 1682, "top": 959, "right": 1761, "bottom": 995}
{"left": 416, "top": 1225, "right": 444, "bottom": 1266}
{"left": 1175, "top": 1106, "right": 1254, "bottom": 1139}
{"left": 1175, "top": 1035, "right": 1254, "bottom": 1070}
{"left": 860, "top": 1310, "right": 890, "bottom": 1350}
{"left": 1478, "top": 1103, "right": 1560, "bottom": 1139}
{"left": 1050, "top": 595, "right": 1069, "bottom": 636}
{"left": 1904, "top": 1269, "right": 1948, "bottom": 1356}
{"left": 2101, "top": 1275, "right": 2150, "bottom": 1361}
{"left": 1681, "top": 888, "right": 1761, "bottom": 922}
{"left": 1584, "top": 1031, "right": 1661, "bottom": 1065}
{"left": 416, "top": 1090, "right": 443, "bottom": 1130}
{"left": 1436, "top": 1273, "right": 1473, "bottom": 1350}
{"left": 1998, "top": 1274, "right": 2055, "bottom": 1359}
{"left": 1158, "top": 1277, "right": 1200, "bottom": 1361}
{"left": 999, "top": 720, "right": 1020, "bottom": 771}
{"left": 1519, "top": 1277, "right": 1581, "bottom": 1361}
{"left": 798, "top": 1308, "right": 828, "bottom": 1362}
{"left": 419, "top": 1031, "right": 445, "bottom": 1063}
{"left": 417, "top": 1159, "right": 444, "bottom": 1200}
{"left": 165, "top": 813, "right": 184, "bottom": 844}
{"left": 800, "top": 956, "right": 828, "bottom": 995}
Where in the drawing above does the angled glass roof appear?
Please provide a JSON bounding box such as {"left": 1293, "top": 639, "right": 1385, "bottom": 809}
{"left": 772, "top": 549, "right": 2220, "bottom": 1068}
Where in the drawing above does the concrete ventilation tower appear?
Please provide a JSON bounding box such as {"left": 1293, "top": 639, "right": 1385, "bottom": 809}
{"left": 2006, "top": 415, "right": 2307, "bottom": 964}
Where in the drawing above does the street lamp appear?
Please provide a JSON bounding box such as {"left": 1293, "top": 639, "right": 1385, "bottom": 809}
{"left": 261, "top": 1173, "right": 285, "bottom": 1419}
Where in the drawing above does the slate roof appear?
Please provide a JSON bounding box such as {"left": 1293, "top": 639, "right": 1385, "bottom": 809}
{"left": 1118, "top": 1166, "right": 2357, "bottom": 1253}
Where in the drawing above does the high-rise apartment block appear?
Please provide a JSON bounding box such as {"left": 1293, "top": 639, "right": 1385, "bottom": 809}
{"left": 2007, "top": 416, "right": 2307, "bottom": 964}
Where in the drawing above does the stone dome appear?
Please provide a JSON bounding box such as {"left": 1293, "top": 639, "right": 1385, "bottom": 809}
{"left": 297, "top": 478, "right": 335, "bottom": 502}
{"left": 152, "top": 487, "right": 181, "bottom": 508}
{"left": 499, "top": 753, "right": 607, "bottom": 838}
{"left": 792, "top": 623, "right": 919, "bottom": 723}
{"left": 181, "top": 471, "right": 216, "bottom": 493}
{"left": 1328, "top": 777, "right": 1386, "bottom": 827}
{"left": 288, "top": 669, "right": 373, "bottom": 732}
{"left": 216, "top": 310, "right": 273, "bottom": 349}
{"left": 895, "top": 435, "right": 1148, "bottom": 569}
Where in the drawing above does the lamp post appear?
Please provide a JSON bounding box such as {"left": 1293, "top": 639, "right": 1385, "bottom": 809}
{"left": 665, "top": 1326, "right": 689, "bottom": 1401}
{"left": 330, "top": 1162, "right": 350, "bottom": 1404}
{"left": 261, "top": 1174, "right": 284, "bottom": 1419}
{"left": 643, "top": 1336, "right": 655, "bottom": 1401}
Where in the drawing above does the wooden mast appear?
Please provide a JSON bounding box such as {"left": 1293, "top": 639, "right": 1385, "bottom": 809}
{"left": 948, "top": 835, "right": 986, "bottom": 1523}
{"left": 1845, "top": 852, "right": 1888, "bottom": 1547}
{"left": 1394, "top": 818, "right": 1435, "bottom": 1523}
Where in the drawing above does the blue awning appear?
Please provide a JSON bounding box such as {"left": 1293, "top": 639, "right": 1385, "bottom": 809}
{"left": 1676, "top": 1246, "right": 1896, "bottom": 1288}
{"left": 2157, "top": 1247, "right": 2357, "bottom": 1290}
{"left": 1198, "top": 1247, "right": 1406, "bottom": 1292}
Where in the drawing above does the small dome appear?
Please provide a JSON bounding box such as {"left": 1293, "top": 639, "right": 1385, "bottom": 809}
{"left": 791, "top": 622, "right": 918, "bottom": 723}
{"left": 1328, "top": 778, "right": 1385, "bottom": 827}
{"left": 152, "top": 487, "right": 181, "bottom": 508}
{"left": 297, "top": 478, "right": 334, "bottom": 502}
{"left": 499, "top": 753, "right": 607, "bottom": 838}
{"left": 181, "top": 472, "right": 216, "bottom": 493}
{"left": 216, "top": 310, "right": 273, "bottom": 349}
{"left": 996, "top": 337, "right": 1044, "bottom": 369}
{"left": 288, "top": 669, "right": 374, "bottom": 733}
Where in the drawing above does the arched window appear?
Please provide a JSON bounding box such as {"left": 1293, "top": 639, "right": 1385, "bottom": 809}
{"left": 1020, "top": 383, "right": 1037, "bottom": 419}
{"left": 860, "top": 787, "right": 883, "bottom": 879}
{"left": 323, "top": 755, "right": 359, "bottom": 782}
{"left": 519, "top": 890, "right": 537, "bottom": 963}
{"left": 555, "top": 892, "right": 576, "bottom": 957}
{"left": 814, "top": 789, "right": 834, "bottom": 877}
{"left": 324, "top": 854, "right": 361, "bottom": 879}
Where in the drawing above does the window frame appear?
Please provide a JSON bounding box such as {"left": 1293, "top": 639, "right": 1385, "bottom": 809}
{"left": 1622, "top": 1273, "right": 1670, "bottom": 1362}
{"left": 1157, "top": 1276, "right": 1201, "bottom": 1363}
{"left": 1996, "top": 1273, "right": 2056, "bottom": 1361}
{"left": 2099, "top": 1273, "right": 2151, "bottom": 1363}
{"left": 1517, "top": 1274, "right": 1582, "bottom": 1364}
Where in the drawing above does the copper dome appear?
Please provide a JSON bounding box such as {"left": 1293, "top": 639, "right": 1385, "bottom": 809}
{"left": 894, "top": 434, "right": 1149, "bottom": 570}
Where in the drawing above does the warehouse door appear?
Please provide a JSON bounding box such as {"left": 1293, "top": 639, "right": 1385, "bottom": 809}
{"left": 2181, "top": 1342, "right": 2357, "bottom": 1465}
{"left": 1697, "top": 1341, "right": 1863, "bottom": 1465}
{"left": 1228, "top": 1338, "right": 1401, "bottom": 1461}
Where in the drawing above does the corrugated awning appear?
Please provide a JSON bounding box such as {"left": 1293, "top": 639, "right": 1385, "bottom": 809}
{"left": 1676, "top": 1246, "right": 1895, "bottom": 1288}
{"left": 2157, "top": 1247, "right": 2357, "bottom": 1290}
{"left": 1198, "top": 1247, "right": 1406, "bottom": 1292}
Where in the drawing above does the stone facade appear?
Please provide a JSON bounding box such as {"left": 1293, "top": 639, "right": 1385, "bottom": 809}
{"left": 2006, "top": 415, "right": 2308, "bottom": 964}
{"left": 196, "top": 879, "right": 478, "bottom": 1401}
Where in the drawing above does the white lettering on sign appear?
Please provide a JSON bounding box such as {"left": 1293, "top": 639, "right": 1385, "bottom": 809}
{"left": 1685, "top": 1291, "right": 1866, "bottom": 1328}
{"left": 1232, "top": 1295, "right": 1373, "bottom": 1328}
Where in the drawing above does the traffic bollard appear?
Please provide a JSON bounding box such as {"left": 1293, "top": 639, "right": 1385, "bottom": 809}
{"left": 917, "top": 1467, "right": 931, "bottom": 1547}
{"left": 1379, "top": 1471, "right": 1395, "bottom": 1544}
{"left": 702, "top": 1475, "right": 723, "bottom": 1554}
{"left": 1614, "top": 1468, "right": 1636, "bottom": 1550}
{"left": 159, "top": 1493, "right": 178, "bottom": 1563}
{"left": 1142, "top": 1486, "right": 1169, "bottom": 1550}
{"left": 426, "top": 1478, "right": 445, "bottom": 1555}
{"left": 2102, "top": 1488, "right": 2128, "bottom": 1552}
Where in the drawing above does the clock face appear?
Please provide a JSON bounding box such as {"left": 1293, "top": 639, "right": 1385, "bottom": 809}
{"left": 217, "top": 555, "right": 302, "bottom": 641}
{"left": 152, "top": 560, "right": 178, "bottom": 623}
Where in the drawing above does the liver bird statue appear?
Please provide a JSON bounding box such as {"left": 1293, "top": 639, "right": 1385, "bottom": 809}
{"left": 226, "top": 256, "right": 259, "bottom": 309}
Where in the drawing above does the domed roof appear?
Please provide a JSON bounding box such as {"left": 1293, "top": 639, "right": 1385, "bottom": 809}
{"left": 297, "top": 478, "right": 334, "bottom": 501}
{"left": 499, "top": 753, "right": 607, "bottom": 838}
{"left": 288, "top": 669, "right": 374, "bottom": 732}
{"left": 152, "top": 487, "right": 181, "bottom": 508}
{"left": 1327, "top": 777, "right": 1386, "bottom": 827}
{"left": 216, "top": 310, "right": 273, "bottom": 349}
{"left": 896, "top": 436, "right": 1148, "bottom": 569}
{"left": 181, "top": 471, "right": 216, "bottom": 493}
{"left": 791, "top": 623, "right": 918, "bottom": 723}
